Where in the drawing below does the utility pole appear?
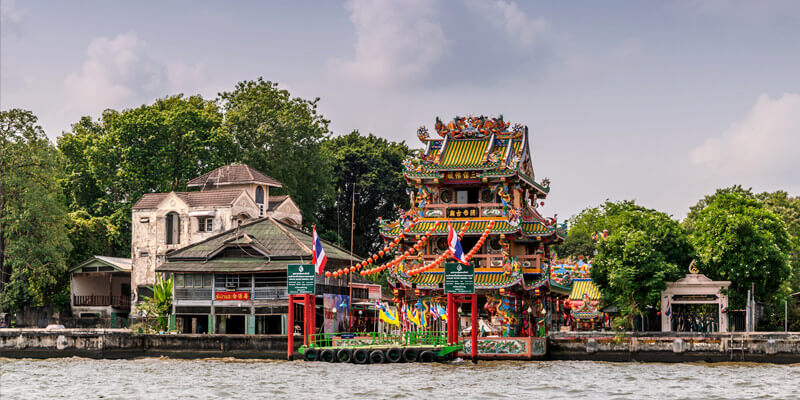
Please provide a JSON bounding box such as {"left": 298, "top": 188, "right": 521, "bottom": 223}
{"left": 348, "top": 182, "right": 355, "bottom": 330}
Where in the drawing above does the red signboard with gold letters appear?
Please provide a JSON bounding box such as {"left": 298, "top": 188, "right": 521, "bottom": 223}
{"left": 215, "top": 291, "right": 250, "bottom": 301}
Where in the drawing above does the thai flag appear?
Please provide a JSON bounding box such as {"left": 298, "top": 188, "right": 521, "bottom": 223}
{"left": 430, "top": 303, "right": 439, "bottom": 321}
{"left": 312, "top": 225, "right": 327, "bottom": 274}
{"left": 665, "top": 300, "right": 671, "bottom": 317}
{"left": 448, "top": 223, "right": 470, "bottom": 265}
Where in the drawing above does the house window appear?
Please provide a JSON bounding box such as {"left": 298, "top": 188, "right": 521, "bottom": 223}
{"left": 255, "top": 186, "right": 265, "bottom": 217}
{"left": 176, "top": 274, "right": 211, "bottom": 288}
{"left": 166, "top": 212, "right": 180, "bottom": 244}
{"left": 198, "top": 217, "right": 213, "bottom": 232}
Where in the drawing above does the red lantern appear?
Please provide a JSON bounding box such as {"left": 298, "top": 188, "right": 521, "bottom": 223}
{"left": 379, "top": 251, "right": 385, "bottom": 257}
{"left": 325, "top": 271, "right": 331, "bottom": 278}
{"left": 350, "top": 266, "right": 356, "bottom": 272}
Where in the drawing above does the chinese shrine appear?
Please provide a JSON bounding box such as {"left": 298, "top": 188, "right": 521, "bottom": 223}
{"left": 324, "top": 115, "right": 569, "bottom": 359}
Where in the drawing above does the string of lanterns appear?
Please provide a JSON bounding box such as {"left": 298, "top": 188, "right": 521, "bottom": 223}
{"left": 406, "top": 220, "right": 495, "bottom": 276}
{"left": 327, "top": 217, "right": 422, "bottom": 278}
{"left": 360, "top": 221, "right": 443, "bottom": 277}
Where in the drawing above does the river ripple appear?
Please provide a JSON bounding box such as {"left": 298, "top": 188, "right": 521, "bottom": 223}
{"left": 1, "top": 357, "right": 798, "bottom": 400}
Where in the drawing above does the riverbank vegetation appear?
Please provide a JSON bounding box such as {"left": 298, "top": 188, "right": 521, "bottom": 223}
{"left": 1, "top": 79, "right": 799, "bottom": 331}
{"left": 558, "top": 189, "right": 800, "bottom": 330}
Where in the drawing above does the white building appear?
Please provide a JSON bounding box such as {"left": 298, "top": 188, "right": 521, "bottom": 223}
{"left": 130, "top": 164, "right": 302, "bottom": 304}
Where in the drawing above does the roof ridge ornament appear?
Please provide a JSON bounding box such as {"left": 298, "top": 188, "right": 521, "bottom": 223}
{"left": 428, "top": 115, "right": 519, "bottom": 139}
{"left": 688, "top": 259, "right": 699, "bottom": 274}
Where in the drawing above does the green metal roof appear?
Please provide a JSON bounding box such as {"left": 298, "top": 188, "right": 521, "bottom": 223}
{"left": 164, "top": 217, "right": 359, "bottom": 262}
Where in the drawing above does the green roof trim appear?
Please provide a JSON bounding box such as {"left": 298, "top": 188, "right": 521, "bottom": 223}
{"left": 158, "top": 260, "right": 293, "bottom": 273}
{"left": 70, "top": 256, "right": 131, "bottom": 273}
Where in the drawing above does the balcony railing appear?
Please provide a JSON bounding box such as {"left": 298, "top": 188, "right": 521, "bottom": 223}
{"left": 73, "top": 295, "right": 131, "bottom": 308}
{"left": 253, "top": 287, "right": 288, "bottom": 300}
{"left": 412, "top": 254, "right": 541, "bottom": 269}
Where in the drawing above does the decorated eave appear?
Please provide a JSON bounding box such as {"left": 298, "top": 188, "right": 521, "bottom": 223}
{"left": 379, "top": 219, "right": 564, "bottom": 240}
{"left": 405, "top": 115, "right": 551, "bottom": 196}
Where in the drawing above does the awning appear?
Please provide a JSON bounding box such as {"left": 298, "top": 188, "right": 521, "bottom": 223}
{"left": 157, "top": 260, "right": 288, "bottom": 273}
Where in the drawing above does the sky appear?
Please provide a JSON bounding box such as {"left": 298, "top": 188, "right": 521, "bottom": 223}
{"left": 2, "top": 0, "right": 800, "bottom": 221}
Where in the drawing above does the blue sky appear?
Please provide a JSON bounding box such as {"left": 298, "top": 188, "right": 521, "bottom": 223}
{"left": 3, "top": 0, "right": 800, "bottom": 221}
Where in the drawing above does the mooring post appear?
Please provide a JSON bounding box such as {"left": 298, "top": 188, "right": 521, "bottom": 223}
{"left": 471, "top": 293, "right": 478, "bottom": 364}
{"left": 288, "top": 294, "right": 295, "bottom": 360}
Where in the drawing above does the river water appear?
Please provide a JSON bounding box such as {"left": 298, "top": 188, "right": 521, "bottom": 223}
{"left": 1, "top": 357, "right": 798, "bottom": 399}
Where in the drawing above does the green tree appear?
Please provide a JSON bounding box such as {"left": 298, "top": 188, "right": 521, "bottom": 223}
{"left": 316, "top": 131, "right": 412, "bottom": 257}
{"left": 684, "top": 188, "right": 792, "bottom": 307}
{"left": 220, "top": 78, "right": 332, "bottom": 226}
{"left": 555, "top": 205, "right": 606, "bottom": 258}
{"left": 58, "top": 95, "right": 231, "bottom": 262}
{"left": 757, "top": 190, "right": 800, "bottom": 292}
{"left": 589, "top": 201, "right": 692, "bottom": 327}
{"left": 0, "top": 109, "right": 72, "bottom": 312}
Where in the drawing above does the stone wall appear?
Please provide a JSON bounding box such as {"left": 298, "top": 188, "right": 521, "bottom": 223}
{"left": 4, "top": 329, "right": 800, "bottom": 362}
{"left": 0, "top": 329, "right": 302, "bottom": 359}
{"left": 548, "top": 331, "right": 800, "bottom": 363}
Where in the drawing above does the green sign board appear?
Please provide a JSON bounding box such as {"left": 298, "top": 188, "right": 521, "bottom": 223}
{"left": 444, "top": 262, "right": 475, "bottom": 294}
{"left": 287, "top": 264, "right": 315, "bottom": 295}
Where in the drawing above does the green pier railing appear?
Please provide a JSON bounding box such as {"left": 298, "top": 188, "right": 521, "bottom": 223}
{"left": 307, "top": 331, "right": 448, "bottom": 349}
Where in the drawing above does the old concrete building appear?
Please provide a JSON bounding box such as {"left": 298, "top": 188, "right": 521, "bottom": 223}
{"left": 130, "top": 164, "right": 302, "bottom": 304}
{"left": 70, "top": 256, "right": 132, "bottom": 319}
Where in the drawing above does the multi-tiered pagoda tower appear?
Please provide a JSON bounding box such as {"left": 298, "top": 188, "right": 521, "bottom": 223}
{"left": 364, "top": 115, "right": 566, "bottom": 344}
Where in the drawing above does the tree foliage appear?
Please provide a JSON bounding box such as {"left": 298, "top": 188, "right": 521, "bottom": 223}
{"left": 0, "top": 109, "right": 72, "bottom": 312}
{"left": 316, "top": 131, "right": 412, "bottom": 257}
{"left": 58, "top": 95, "right": 231, "bottom": 261}
{"left": 555, "top": 205, "right": 606, "bottom": 258}
{"left": 220, "top": 78, "right": 332, "bottom": 226}
{"left": 589, "top": 202, "right": 692, "bottom": 325}
{"left": 684, "top": 187, "right": 792, "bottom": 306}
{"left": 757, "top": 190, "right": 800, "bottom": 293}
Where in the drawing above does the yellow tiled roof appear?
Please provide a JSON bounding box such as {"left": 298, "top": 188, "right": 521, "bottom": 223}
{"left": 395, "top": 271, "right": 522, "bottom": 289}
{"left": 569, "top": 279, "right": 601, "bottom": 301}
{"left": 439, "top": 139, "right": 490, "bottom": 167}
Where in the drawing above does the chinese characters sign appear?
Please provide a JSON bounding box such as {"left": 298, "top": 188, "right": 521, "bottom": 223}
{"left": 444, "top": 171, "right": 480, "bottom": 181}
{"left": 215, "top": 291, "right": 250, "bottom": 301}
{"left": 447, "top": 207, "right": 478, "bottom": 218}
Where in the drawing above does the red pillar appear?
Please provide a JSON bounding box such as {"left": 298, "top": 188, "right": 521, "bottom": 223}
{"left": 446, "top": 293, "right": 456, "bottom": 344}
{"left": 471, "top": 293, "right": 478, "bottom": 364}
{"left": 305, "top": 294, "right": 315, "bottom": 347}
{"left": 287, "top": 295, "right": 295, "bottom": 360}
{"left": 309, "top": 295, "right": 316, "bottom": 344}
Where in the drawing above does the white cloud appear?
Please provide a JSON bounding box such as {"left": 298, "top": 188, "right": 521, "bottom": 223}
{"left": 1, "top": 0, "right": 27, "bottom": 32}
{"left": 330, "top": 0, "right": 551, "bottom": 87}
{"left": 677, "top": 0, "right": 800, "bottom": 22}
{"left": 466, "top": 0, "right": 547, "bottom": 48}
{"left": 690, "top": 93, "right": 800, "bottom": 176}
{"left": 329, "top": 0, "right": 446, "bottom": 86}
{"left": 63, "top": 33, "right": 207, "bottom": 115}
